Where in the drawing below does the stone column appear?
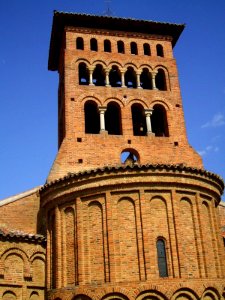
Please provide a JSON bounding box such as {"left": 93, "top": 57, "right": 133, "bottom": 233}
{"left": 121, "top": 68, "right": 126, "bottom": 88}
{"left": 99, "top": 106, "right": 107, "bottom": 132}
{"left": 151, "top": 71, "right": 158, "bottom": 90}
{"left": 136, "top": 70, "right": 142, "bottom": 88}
{"left": 89, "top": 66, "right": 95, "bottom": 86}
{"left": 105, "top": 68, "right": 110, "bottom": 87}
{"left": 145, "top": 109, "right": 154, "bottom": 136}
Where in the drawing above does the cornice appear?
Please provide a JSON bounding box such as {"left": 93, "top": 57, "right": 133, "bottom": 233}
{"left": 40, "top": 164, "right": 224, "bottom": 200}
{"left": 66, "top": 26, "right": 173, "bottom": 42}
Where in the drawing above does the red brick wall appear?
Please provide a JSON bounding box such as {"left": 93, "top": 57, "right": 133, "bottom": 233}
{"left": 0, "top": 240, "right": 46, "bottom": 300}
{"left": 0, "top": 189, "right": 40, "bottom": 234}
{"left": 42, "top": 167, "right": 225, "bottom": 299}
{"left": 47, "top": 28, "right": 202, "bottom": 182}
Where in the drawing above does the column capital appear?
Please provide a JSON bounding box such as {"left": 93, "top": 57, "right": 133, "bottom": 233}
{"left": 151, "top": 71, "right": 158, "bottom": 77}
{"left": 98, "top": 106, "right": 107, "bottom": 113}
{"left": 145, "top": 108, "right": 154, "bottom": 116}
{"left": 89, "top": 66, "right": 95, "bottom": 72}
{"left": 136, "top": 70, "right": 142, "bottom": 76}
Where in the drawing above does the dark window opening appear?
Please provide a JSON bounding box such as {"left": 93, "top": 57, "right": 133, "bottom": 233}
{"left": 79, "top": 62, "right": 89, "bottom": 85}
{"left": 130, "top": 42, "right": 138, "bottom": 55}
{"left": 84, "top": 101, "right": 100, "bottom": 134}
{"left": 157, "top": 239, "right": 168, "bottom": 277}
{"left": 155, "top": 69, "right": 167, "bottom": 90}
{"left": 131, "top": 103, "right": 147, "bottom": 136}
{"left": 117, "top": 40, "right": 125, "bottom": 53}
{"left": 93, "top": 64, "right": 105, "bottom": 86}
{"left": 90, "top": 38, "right": 98, "bottom": 51}
{"left": 104, "top": 39, "right": 111, "bottom": 52}
{"left": 143, "top": 43, "right": 151, "bottom": 56}
{"left": 156, "top": 44, "right": 164, "bottom": 57}
{"left": 109, "top": 66, "right": 122, "bottom": 87}
{"left": 151, "top": 104, "right": 169, "bottom": 137}
{"left": 140, "top": 68, "right": 152, "bottom": 89}
{"left": 76, "top": 37, "right": 84, "bottom": 50}
{"left": 125, "top": 67, "right": 137, "bottom": 88}
{"left": 105, "top": 102, "right": 122, "bottom": 135}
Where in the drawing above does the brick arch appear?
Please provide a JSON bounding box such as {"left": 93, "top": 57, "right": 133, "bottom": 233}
{"left": 74, "top": 58, "right": 92, "bottom": 68}
{"left": 153, "top": 64, "right": 169, "bottom": 73}
{"left": 103, "top": 97, "right": 125, "bottom": 108}
{"left": 96, "top": 286, "right": 135, "bottom": 300}
{"left": 107, "top": 61, "right": 123, "bottom": 69}
{"left": 171, "top": 288, "right": 199, "bottom": 300}
{"left": 88, "top": 200, "right": 103, "bottom": 208}
{"left": 121, "top": 148, "right": 140, "bottom": 164}
{"left": 2, "top": 290, "right": 17, "bottom": 300}
{"left": 30, "top": 251, "right": 45, "bottom": 263}
{"left": 118, "top": 196, "right": 136, "bottom": 205}
{"left": 81, "top": 95, "right": 103, "bottom": 106}
{"left": 139, "top": 64, "right": 153, "bottom": 71}
{"left": 180, "top": 196, "right": 193, "bottom": 205}
{"left": 201, "top": 288, "right": 220, "bottom": 300}
{"left": 150, "top": 195, "right": 167, "bottom": 205}
{"left": 101, "top": 292, "right": 129, "bottom": 300}
{"left": 0, "top": 247, "right": 31, "bottom": 278}
{"left": 150, "top": 99, "right": 171, "bottom": 111}
{"left": 136, "top": 289, "right": 168, "bottom": 300}
{"left": 29, "top": 291, "right": 40, "bottom": 300}
{"left": 64, "top": 206, "right": 74, "bottom": 213}
{"left": 124, "top": 63, "right": 139, "bottom": 71}
{"left": 92, "top": 60, "right": 107, "bottom": 68}
{"left": 127, "top": 98, "right": 148, "bottom": 109}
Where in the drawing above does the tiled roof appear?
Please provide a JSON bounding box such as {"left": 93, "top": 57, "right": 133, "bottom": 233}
{"left": 0, "top": 186, "right": 41, "bottom": 206}
{"left": 48, "top": 11, "right": 185, "bottom": 70}
{"left": 0, "top": 228, "right": 46, "bottom": 245}
{"left": 40, "top": 163, "right": 224, "bottom": 193}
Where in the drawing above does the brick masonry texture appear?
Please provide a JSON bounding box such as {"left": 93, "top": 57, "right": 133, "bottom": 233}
{"left": 0, "top": 11, "right": 225, "bottom": 300}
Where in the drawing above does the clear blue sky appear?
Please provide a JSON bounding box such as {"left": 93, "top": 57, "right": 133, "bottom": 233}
{"left": 0, "top": 0, "right": 224, "bottom": 200}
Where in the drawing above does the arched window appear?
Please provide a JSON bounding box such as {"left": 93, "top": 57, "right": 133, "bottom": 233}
{"left": 121, "top": 149, "right": 139, "bottom": 165}
{"left": 84, "top": 101, "right": 100, "bottom": 134}
{"left": 156, "top": 238, "right": 168, "bottom": 277}
{"left": 143, "top": 43, "right": 151, "bottom": 56}
{"left": 131, "top": 103, "right": 146, "bottom": 136}
{"left": 93, "top": 64, "right": 105, "bottom": 86}
{"left": 151, "top": 104, "right": 169, "bottom": 137}
{"left": 117, "top": 40, "right": 125, "bottom": 53}
{"left": 156, "top": 44, "right": 164, "bottom": 57}
{"left": 76, "top": 37, "right": 84, "bottom": 50}
{"left": 105, "top": 102, "right": 122, "bottom": 135}
{"left": 109, "top": 65, "right": 121, "bottom": 87}
{"left": 90, "top": 38, "right": 98, "bottom": 51}
{"left": 155, "top": 69, "right": 167, "bottom": 90}
{"left": 125, "top": 67, "right": 137, "bottom": 88}
{"left": 130, "top": 42, "right": 138, "bottom": 55}
{"left": 140, "top": 68, "right": 152, "bottom": 89}
{"left": 104, "top": 39, "right": 111, "bottom": 52}
{"left": 78, "top": 62, "right": 89, "bottom": 85}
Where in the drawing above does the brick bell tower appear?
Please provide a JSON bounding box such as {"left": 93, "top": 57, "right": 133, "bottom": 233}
{"left": 41, "top": 11, "right": 225, "bottom": 300}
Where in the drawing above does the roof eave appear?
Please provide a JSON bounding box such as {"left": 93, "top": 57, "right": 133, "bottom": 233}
{"left": 48, "top": 11, "right": 185, "bottom": 71}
